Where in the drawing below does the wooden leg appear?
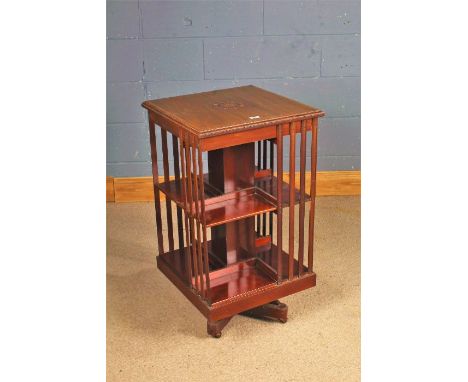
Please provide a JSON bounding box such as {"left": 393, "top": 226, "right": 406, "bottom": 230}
{"left": 207, "top": 317, "right": 232, "bottom": 338}
{"left": 239, "top": 300, "right": 288, "bottom": 323}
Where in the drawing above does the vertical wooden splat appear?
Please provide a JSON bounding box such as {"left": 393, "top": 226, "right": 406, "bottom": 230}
{"left": 298, "top": 120, "right": 307, "bottom": 276}
{"left": 185, "top": 133, "right": 200, "bottom": 292}
{"left": 288, "top": 122, "right": 296, "bottom": 280}
{"left": 179, "top": 131, "right": 193, "bottom": 287}
{"left": 198, "top": 147, "right": 211, "bottom": 300}
{"left": 308, "top": 118, "right": 318, "bottom": 273}
{"left": 148, "top": 115, "right": 164, "bottom": 255}
{"left": 256, "top": 140, "right": 261, "bottom": 236}
{"left": 191, "top": 135, "right": 204, "bottom": 296}
{"left": 172, "top": 134, "right": 185, "bottom": 252}
{"left": 276, "top": 125, "right": 283, "bottom": 283}
{"left": 269, "top": 139, "right": 274, "bottom": 241}
{"left": 161, "top": 129, "right": 174, "bottom": 252}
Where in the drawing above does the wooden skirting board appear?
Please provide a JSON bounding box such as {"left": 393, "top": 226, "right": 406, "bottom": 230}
{"left": 106, "top": 171, "right": 360, "bottom": 203}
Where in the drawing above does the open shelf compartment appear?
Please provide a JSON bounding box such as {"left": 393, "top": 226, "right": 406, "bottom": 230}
{"left": 257, "top": 243, "right": 308, "bottom": 279}
{"left": 158, "top": 174, "right": 306, "bottom": 213}
{"left": 157, "top": 241, "right": 308, "bottom": 306}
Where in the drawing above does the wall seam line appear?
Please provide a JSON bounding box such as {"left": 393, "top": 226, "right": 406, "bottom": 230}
{"left": 262, "top": 0, "right": 265, "bottom": 35}
{"left": 202, "top": 39, "right": 206, "bottom": 80}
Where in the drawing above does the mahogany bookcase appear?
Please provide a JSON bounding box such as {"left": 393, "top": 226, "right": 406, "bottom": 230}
{"left": 142, "top": 85, "right": 324, "bottom": 337}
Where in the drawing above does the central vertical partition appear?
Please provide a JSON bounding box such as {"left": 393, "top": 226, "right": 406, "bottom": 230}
{"left": 208, "top": 143, "right": 256, "bottom": 266}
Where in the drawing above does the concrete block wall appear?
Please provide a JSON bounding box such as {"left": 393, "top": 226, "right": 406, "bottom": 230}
{"left": 107, "top": 0, "right": 361, "bottom": 177}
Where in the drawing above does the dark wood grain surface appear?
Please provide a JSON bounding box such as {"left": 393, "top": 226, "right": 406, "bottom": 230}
{"left": 142, "top": 85, "right": 324, "bottom": 138}
{"left": 145, "top": 85, "right": 323, "bottom": 336}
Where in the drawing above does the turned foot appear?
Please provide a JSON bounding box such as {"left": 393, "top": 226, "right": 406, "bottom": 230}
{"left": 239, "top": 300, "right": 288, "bottom": 323}
{"left": 207, "top": 316, "right": 232, "bottom": 338}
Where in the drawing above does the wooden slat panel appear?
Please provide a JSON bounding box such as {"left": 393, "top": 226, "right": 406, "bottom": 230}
{"left": 308, "top": 118, "right": 318, "bottom": 272}
{"left": 179, "top": 130, "right": 193, "bottom": 287}
{"left": 191, "top": 136, "right": 204, "bottom": 296}
{"left": 161, "top": 129, "right": 174, "bottom": 251}
{"left": 184, "top": 133, "right": 200, "bottom": 292}
{"left": 298, "top": 120, "right": 307, "bottom": 277}
{"left": 172, "top": 133, "right": 185, "bottom": 251}
{"left": 148, "top": 119, "right": 164, "bottom": 255}
{"left": 269, "top": 139, "right": 274, "bottom": 240}
{"left": 288, "top": 122, "right": 296, "bottom": 280}
{"left": 256, "top": 141, "right": 261, "bottom": 237}
{"left": 276, "top": 124, "right": 283, "bottom": 284}
{"left": 262, "top": 139, "right": 267, "bottom": 237}
{"left": 198, "top": 146, "right": 211, "bottom": 298}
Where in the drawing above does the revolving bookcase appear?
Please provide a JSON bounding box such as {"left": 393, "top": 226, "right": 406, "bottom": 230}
{"left": 142, "top": 85, "right": 324, "bottom": 337}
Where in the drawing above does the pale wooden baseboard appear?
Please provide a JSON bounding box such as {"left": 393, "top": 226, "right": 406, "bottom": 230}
{"left": 106, "top": 176, "right": 115, "bottom": 202}
{"left": 106, "top": 171, "right": 360, "bottom": 203}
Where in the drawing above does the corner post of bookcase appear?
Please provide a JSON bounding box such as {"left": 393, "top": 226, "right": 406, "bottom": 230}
{"left": 308, "top": 118, "right": 319, "bottom": 273}
{"left": 276, "top": 124, "right": 284, "bottom": 284}
{"left": 178, "top": 129, "right": 193, "bottom": 289}
{"left": 297, "top": 119, "right": 307, "bottom": 277}
{"left": 196, "top": 137, "right": 211, "bottom": 303}
{"left": 148, "top": 111, "right": 164, "bottom": 255}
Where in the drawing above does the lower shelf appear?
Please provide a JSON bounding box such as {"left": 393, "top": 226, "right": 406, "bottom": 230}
{"left": 207, "top": 259, "right": 276, "bottom": 305}
{"left": 257, "top": 244, "right": 308, "bottom": 279}
{"left": 157, "top": 242, "right": 309, "bottom": 306}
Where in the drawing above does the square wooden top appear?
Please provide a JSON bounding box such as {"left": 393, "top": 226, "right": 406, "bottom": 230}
{"left": 142, "top": 85, "right": 324, "bottom": 138}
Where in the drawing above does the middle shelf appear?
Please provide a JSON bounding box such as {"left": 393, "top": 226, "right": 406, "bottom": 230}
{"left": 158, "top": 173, "right": 309, "bottom": 226}
{"left": 204, "top": 189, "right": 276, "bottom": 227}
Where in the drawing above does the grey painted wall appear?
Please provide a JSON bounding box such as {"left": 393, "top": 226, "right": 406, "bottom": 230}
{"left": 107, "top": 0, "right": 361, "bottom": 177}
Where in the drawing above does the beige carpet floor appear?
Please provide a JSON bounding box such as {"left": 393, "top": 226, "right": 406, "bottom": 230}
{"left": 107, "top": 196, "right": 360, "bottom": 382}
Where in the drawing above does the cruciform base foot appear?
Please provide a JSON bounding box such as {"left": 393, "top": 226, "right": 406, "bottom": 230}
{"left": 239, "top": 300, "right": 288, "bottom": 323}
{"left": 206, "top": 300, "right": 288, "bottom": 337}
